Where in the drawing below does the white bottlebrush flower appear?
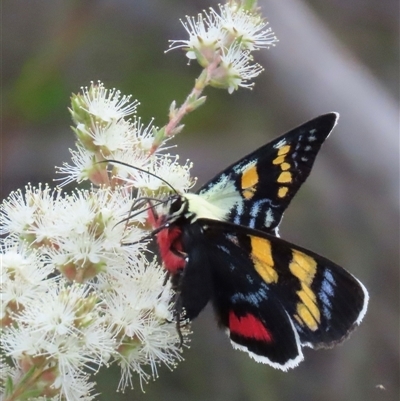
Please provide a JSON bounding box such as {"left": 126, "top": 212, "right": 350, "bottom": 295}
{"left": 129, "top": 117, "right": 166, "bottom": 154}
{"left": 168, "top": 3, "right": 276, "bottom": 72}
{"left": 103, "top": 118, "right": 172, "bottom": 179}
{"left": 101, "top": 259, "right": 186, "bottom": 390}
{"left": 1, "top": 185, "right": 149, "bottom": 282}
{"left": 56, "top": 145, "right": 100, "bottom": 186}
{"left": 137, "top": 314, "right": 185, "bottom": 375}
{"left": 1, "top": 238, "right": 55, "bottom": 322}
{"left": 55, "top": 371, "right": 96, "bottom": 401}
{"left": 215, "top": 4, "right": 278, "bottom": 51}
{"left": 2, "top": 282, "right": 115, "bottom": 400}
{"left": 78, "top": 81, "right": 139, "bottom": 123}
{"left": 168, "top": 11, "right": 222, "bottom": 64}
{"left": 119, "top": 154, "right": 195, "bottom": 194}
{"left": 213, "top": 45, "right": 264, "bottom": 93}
{"left": 4, "top": 283, "right": 114, "bottom": 361}
{"left": 85, "top": 118, "right": 134, "bottom": 155}
{"left": 57, "top": 116, "right": 170, "bottom": 188}
{"left": 0, "top": 184, "right": 64, "bottom": 244}
{"left": 99, "top": 259, "right": 174, "bottom": 332}
{"left": 43, "top": 187, "right": 148, "bottom": 281}
{"left": 1, "top": 77, "right": 197, "bottom": 399}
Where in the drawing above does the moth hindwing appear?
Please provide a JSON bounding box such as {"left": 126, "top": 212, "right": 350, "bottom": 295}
{"left": 147, "top": 113, "right": 368, "bottom": 370}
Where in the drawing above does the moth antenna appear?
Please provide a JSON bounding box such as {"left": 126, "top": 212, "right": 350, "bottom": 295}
{"left": 118, "top": 196, "right": 164, "bottom": 224}
{"left": 101, "top": 159, "right": 179, "bottom": 194}
{"left": 116, "top": 198, "right": 169, "bottom": 228}
{"left": 121, "top": 220, "right": 171, "bottom": 246}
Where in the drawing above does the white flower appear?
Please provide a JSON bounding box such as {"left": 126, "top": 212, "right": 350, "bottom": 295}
{"left": 130, "top": 117, "right": 163, "bottom": 153}
{"left": 139, "top": 318, "right": 185, "bottom": 375}
{"left": 55, "top": 371, "right": 96, "bottom": 401}
{"left": 168, "top": 4, "right": 277, "bottom": 70}
{"left": 86, "top": 119, "right": 134, "bottom": 154}
{"left": 1, "top": 185, "right": 149, "bottom": 282}
{"left": 80, "top": 81, "right": 139, "bottom": 123}
{"left": 0, "top": 184, "right": 64, "bottom": 243}
{"left": 5, "top": 283, "right": 114, "bottom": 361}
{"left": 102, "top": 259, "right": 186, "bottom": 390}
{"left": 215, "top": 45, "right": 263, "bottom": 93}
{"left": 1, "top": 79, "right": 194, "bottom": 398}
{"left": 56, "top": 145, "right": 98, "bottom": 186}
{"left": 100, "top": 259, "right": 173, "bottom": 333}
{"left": 44, "top": 187, "right": 148, "bottom": 280}
{"left": 103, "top": 118, "right": 168, "bottom": 175}
{"left": 1, "top": 238, "right": 55, "bottom": 321}
{"left": 215, "top": 4, "right": 278, "bottom": 51}
{"left": 168, "top": 11, "right": 222, "bottom": 63}
{"left": 2, "top": 282, "right": 115, "bottom": 400}
{"left": 57, "top": 117, "right": 171, "bottom": 188}
{"left": 119, "top": 154, "right": 195, "bottom": 194}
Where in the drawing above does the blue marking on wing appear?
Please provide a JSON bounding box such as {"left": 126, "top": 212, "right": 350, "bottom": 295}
{"left": 319, "top": 269, "right": 336, "bottom": 321}
{"left": 231, "top": 287, "right": 268, "bottom": 306}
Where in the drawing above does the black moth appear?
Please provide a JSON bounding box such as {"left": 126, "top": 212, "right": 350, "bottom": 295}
{"left": 134, "top": 113, "right": 368, "bottom": 370}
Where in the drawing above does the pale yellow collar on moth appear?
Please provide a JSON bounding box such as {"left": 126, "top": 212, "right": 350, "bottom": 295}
{"left": 185, "top": 184, "right": 242, "bottom": 222}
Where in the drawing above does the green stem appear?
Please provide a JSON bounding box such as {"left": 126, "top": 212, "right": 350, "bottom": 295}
{"left": 150, "top": 53, "right": 222, "bottom": 154}
{"left": 5, "top": 359, "right": 50, "bottom": 401}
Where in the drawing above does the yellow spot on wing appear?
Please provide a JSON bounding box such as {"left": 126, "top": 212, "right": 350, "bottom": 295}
{"left": 294, "top": 314, "right": 302, "bottom": 325}
{"left": 277, "top": 171, "right": 292, "bottom": 183}
{"left": 297, "top": 303, "right": 319, "bottom": 331}
{"left": 250, "top": 236, "right": 278, "bottom": 284}
{"left": 280, "top": 162, "right": 291, "bottom": 171}
{"left": 243, "top": 188, "right": 255, "bottom": 200}
{"left": 241, "top": 164, "right": 258, "bottom": 200}
{"left": 289, "top": 250, "right": 317, "bottom": 284}
{"left": 297, "top": 283, "right": 320, "bottom": 325}
{"left": 298, "top": 281, "right": 315, "bottom": 300}
{"left": 289, "top": 250, "right": 320, "bottom": 331}
{"left": 241, "top": 164, "right": 258, "bottom": 188}
{"left": 277, "top": 145, "right": 291, "bottom": 156}
{"left": 278, "top": 187, "right": 288, "bottom": 198}
{"left": 272, "top": 155, "right": 285, "bottom": 165}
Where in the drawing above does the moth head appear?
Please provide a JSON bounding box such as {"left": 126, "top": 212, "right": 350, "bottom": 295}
{"left": 158, "top": 192, "right": 230, "bottom": 227}
{"left": 164, "top": 194, "right": 190, "bottom": 223}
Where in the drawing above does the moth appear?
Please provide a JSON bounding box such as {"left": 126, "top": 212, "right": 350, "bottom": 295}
{"left": 143, "top": 113, "right": 368, "bottom": 370}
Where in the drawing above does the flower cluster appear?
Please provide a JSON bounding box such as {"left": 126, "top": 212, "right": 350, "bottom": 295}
{"left": 59, "top": 82, "right": 194, "bottom": 194}
{"left": 1, "top": 1, "right": 276, "bottom": 399}
{"left": 0, "top": 83, "right": 193, "bottom": 401}
{"left": 169, "top": 2, "right": 277, "bottom": 93}
{"left": 150, "top": 1, "right": 277, "bottom": 153}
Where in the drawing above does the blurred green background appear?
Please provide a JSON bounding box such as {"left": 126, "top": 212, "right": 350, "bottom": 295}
{"left": 2, "top": 0, "right": 399, "bottom": 400}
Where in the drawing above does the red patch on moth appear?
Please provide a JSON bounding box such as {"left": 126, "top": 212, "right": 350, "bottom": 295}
{"left": 229, "top": 311, "right": 273, "bottom": 342}
{"left": 148, "top": 208, "right": 185, "bottom": 274}
{"left": 156, "top": 226, "right": 185, "bottom": 273}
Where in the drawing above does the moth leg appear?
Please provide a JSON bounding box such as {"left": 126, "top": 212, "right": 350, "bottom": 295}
{"left": 175, "top": 303, "right": 184, "bottom": 348}
{"left": 169, "top": 270, "right": 188, "bottom": 348}
{"left": 170, "top": 246, "right": 187, "bottom": 260}
{"left": 170, "top": 292, "right": 185, "bottom": 348}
